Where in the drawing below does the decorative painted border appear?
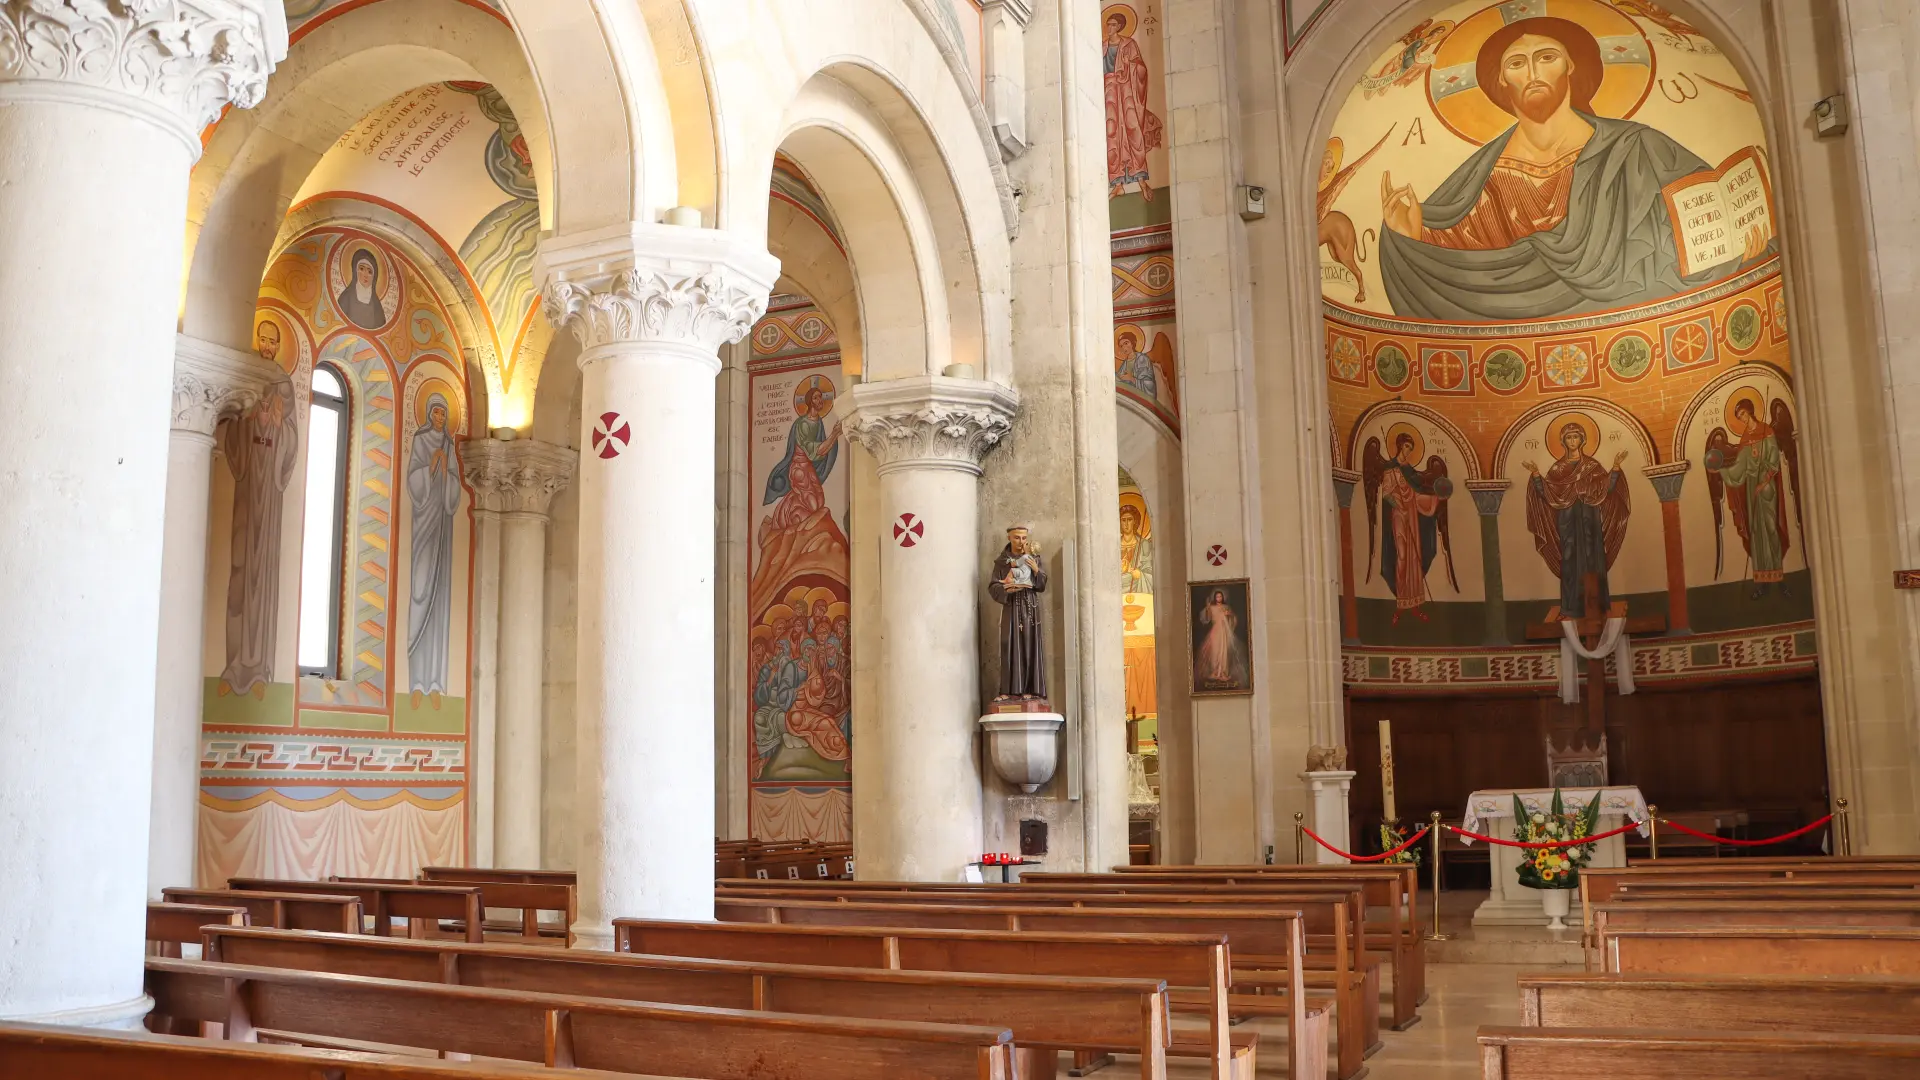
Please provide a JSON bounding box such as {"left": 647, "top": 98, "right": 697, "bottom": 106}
{"left": 202, "top": 734, "right": 466, "bottom": 779}
{"left": 1343, "top": 621, "right": 1818, "bottom": 693}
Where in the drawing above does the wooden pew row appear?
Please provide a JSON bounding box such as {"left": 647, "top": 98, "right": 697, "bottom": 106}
{"left": 1579, "top": 866, "right": 1920, "bottom": 947}
{"left": 202, "top": 925, "right": 1173, "bottom": 1080}
{"left": 1600, "top": 926, "right": 1920, "bottom": 977}
{"left": 1588, "top": 901, "right": 1920, "bottom": 968}
{"left": 712, "top": 890, "right": 1373, "bottom": 1078}
{"left": 717, "top": 881, "right": 1414, "bottom": 1032}
{"left": 146, "top": 958, "right": 1017, "bottom": 1080}
{"left": 164, "top": 888, "right": 364, "bottom": 933}
{"left": 0, "top": 1023, "right": 654, "bottom": 1080}
{"left": 1625, "top": 854, "right": 1920, "bottom": 868}
{"left": 613, "top": 918, "right": 1312, "bottom": 1080}
{"left": 1477, "top": 1027, "right": 1920, "bottom": 1080}
{"left": 1018, "top": 867, "right": 1425, "bottom": 1020}
{"left": 229, "top": 877, "right": 483, "bottom": 942}
{"left": 1517, "top": 972, "right": 1920, "bottom": 1036}
{"left": 333, "top": 875, "right": 576, "bottom": 947}
{"left": 421, "top": 866, "right": 578, "bottom": 887}
{"left": 146, "top": 903, "right": 247, "bottom": 957}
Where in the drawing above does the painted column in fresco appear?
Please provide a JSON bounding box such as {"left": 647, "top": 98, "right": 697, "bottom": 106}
{"left": 1331, "top": 470, "right": 1361, "bottom": 643}
{"left": 839, "top": 378, "right": 1018, "bottom": 880}
{"left": 465, "top": 437, "right": 575, "bottom": 868}
{"left": 1645, "top": 463, "right": 1693, "bottom": 635}
{"left": 150, "top": 337, "right": 285, "bottom": 898}
{"left": 0, "top": 1, "right": 283, "bottom": 1024}
{"left": 1467, "top": 481, "right": 1512, "bottom": 645}
{"left": 540, "top": 225, "right": 777, "bottom": 940}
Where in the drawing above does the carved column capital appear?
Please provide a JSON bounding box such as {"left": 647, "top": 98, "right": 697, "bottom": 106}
{"left": 835, "top": 375, "right": 1021, "bottom": 477}
{"left": 1643, "top": 460, "right": 1692, "bottom": 503}
{"left": 1465, "top": 479, "right": 1514, "bottom": 517}
{"left": 537, "top": 222, "right": 780, "bottom": 366}
{"left": 172, "top": 332, "right": 285, "bottom": 436}
{"left": 0, "top": 0, "right": 288, "bottom": 153}
{"left": 462, "top": 437, "right": 577, "bottom": 518}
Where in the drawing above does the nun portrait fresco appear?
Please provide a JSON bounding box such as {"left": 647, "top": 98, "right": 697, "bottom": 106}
{"left": 337, "top": 247, "right": 390, "bottom": 330}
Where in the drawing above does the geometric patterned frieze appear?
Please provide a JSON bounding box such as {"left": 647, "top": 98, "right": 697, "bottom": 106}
{"left": 201, "top": 735, "right": 465, "bottom": 778}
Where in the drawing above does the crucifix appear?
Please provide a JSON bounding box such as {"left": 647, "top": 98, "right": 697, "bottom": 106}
{"left": 1524, "top": 572, "right": 1666, "bottom": 758}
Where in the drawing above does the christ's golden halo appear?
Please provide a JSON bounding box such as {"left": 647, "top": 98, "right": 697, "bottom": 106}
{"left": 1425, "top": 0, "right": 1655, "bottom": 146}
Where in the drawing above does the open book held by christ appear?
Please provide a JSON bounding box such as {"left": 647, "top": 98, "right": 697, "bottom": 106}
{"left": 1663, "top": 147, "right": 1774, "bottom": 279}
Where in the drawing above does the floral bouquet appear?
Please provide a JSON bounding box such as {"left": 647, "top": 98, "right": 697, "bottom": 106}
{"left": 1512, "top": 789, "right": 1600, "bottom": 890}
{"left": 1378, "top": 821, "right": 1421, "bottom": 865}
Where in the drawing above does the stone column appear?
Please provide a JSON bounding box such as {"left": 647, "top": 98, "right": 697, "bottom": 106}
{"left": 838, "top": 376, "right": 1019, "bottom": 881}
{"left": 149, "top": 336, "right": 285, "bottom": 898}
{"left": 1331, "top": 470, "right": 1361, "bottom": 645}
{"left": 1300, "top": 769, "right": 1357, "bottom": 865}
{"left": 1645, "top": 463, "right": 1692, "bottom": 635}
{"left": 1466, "top": 481, "right": 1513, "bottom": 645}
{"left": 466, "top": 436, "right": 576, "bottom": 869}
{"left": 0, "top": 1, "right": 283, "bottom": 1025}
{"left": 539, "top": 223, "right": 777, "bottom": 943}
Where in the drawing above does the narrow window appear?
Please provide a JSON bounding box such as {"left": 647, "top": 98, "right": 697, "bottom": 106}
{"left": 297, "top": 364, "right": 350, "bottom": 678}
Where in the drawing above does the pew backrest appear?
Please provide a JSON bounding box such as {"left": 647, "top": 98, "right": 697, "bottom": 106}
{"left": 227, "top": 877, "right": 483, "bottom": 942}
{"left": 1518, "top": 973, "right": 1920, "bottom": 1036}
{"left": 1478, "top": 1026, "right": 1920, "bottom": 1079}
{"left": 146, "top": 903, "right": 247, "bottom": 956}
{"left": 162, "top": 887, "right": 363, "bottom": 934}
{"left": 1602, "top": 926, "right": 1920, "bottom": 976}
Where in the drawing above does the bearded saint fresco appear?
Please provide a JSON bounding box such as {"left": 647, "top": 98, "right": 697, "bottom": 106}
{"left": 1378, "top": 16, "right": 1767, "bottom": 321}
{"left": 1103, "top": 5, "right": 1163, "bottom": 201}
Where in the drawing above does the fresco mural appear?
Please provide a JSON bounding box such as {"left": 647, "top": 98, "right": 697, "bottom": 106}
{"left": 198, "top": 226, "right": 477, "bottom": 883}
{"left": 1322, "top": 0, "right": 1817, "bottom": 688}
{"left": 1120, "top": 473, "right": 1158, "bottom": 747}
{"left": 285, "top": 0, "right": 507, "bottom": 42}
{"left": 1106, "top": 0, "right": 1182, "bottom": 433}
{"left": 746, "top": 296, "right": 852, "bottom": 842}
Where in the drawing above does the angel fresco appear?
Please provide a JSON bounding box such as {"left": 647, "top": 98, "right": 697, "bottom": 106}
{"left": 1523, "top": 413, "right": 1630, "bottom": 619}
{"left": 1115, "top": 327, "right": 1175, "bottom": 412}
{"left": 1705, "top": 389, "right": 1803, "bottom": 598}
{"left": 1362, "top": 425, "right": 1458, "bottom": 623}
{"left": 1318, "top": 130, "right": 1393, "bottom": 304}
{"left": 1358, "top": 18, "right": 1455, "bottom": 99}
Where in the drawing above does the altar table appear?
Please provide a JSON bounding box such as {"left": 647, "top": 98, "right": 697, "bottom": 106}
{"left": 1457, "top": 786, "right": 1648, "bottom": 926}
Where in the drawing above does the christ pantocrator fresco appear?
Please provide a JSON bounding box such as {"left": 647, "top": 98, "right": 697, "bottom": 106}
{"left": 1377, "top": 12, "right": 1772, "bottom": 321}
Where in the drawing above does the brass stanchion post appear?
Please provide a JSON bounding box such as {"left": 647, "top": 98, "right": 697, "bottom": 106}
{"left": 1836, "top": 797, "right": 1852, "bottom": 856}
{"left": 1426, "top": 810, "right": 1451, "bottom": 941}
{"left": 1647, "top": 804, "right": 1659, "bottom": 861}
{"left": 1294, "top": 812, "right": 1305, "bottom": 864}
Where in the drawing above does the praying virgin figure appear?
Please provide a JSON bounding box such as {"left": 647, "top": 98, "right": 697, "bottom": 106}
{"left": 406, "top": 393, "right": 462, "bottom": 708}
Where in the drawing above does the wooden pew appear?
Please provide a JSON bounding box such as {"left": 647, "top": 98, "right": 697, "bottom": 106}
{"left": 1517, "top": 972, "right": 1920, "bottom": 1036}
{"left": 1579, "top": 864, "right": 1920, "bottom": 947}
{"left": 202, "top": 925, "right": 1173, "bottom": 1080}
{"left": 336, "top": 875, "right": 576, "bottom": 947}
{"left": 228, "top": 877, "right": 483, "bottom": 942}
{"left": 1477, "top": 1026, "right": 1920, "bottom": 1079}
{"left": 421, "top": 866, "right": 577, "bottom": 887}
{"left": 613, "top": 918, "right": 1307, "bottom": 1080}
{"left": 147, "top": 902, "right": 247, "bottom": 957}
{"left": 163, "top": 887, "right": 363, "bottom": 934}
{"left": 146, "top": 958, "right": 1017, "bottom": 1080}
{"left": 1020, "top": 866, "right": 1425, "bottom": 1022}
{"left": 1587, "top": 900, "right": 1920, "bottom": 969}
{"left": 0, "top": 1022, "right": 652, "bottom": 1080}
{"left": 1600, "top": 926, "right": 1920, "bottom": 977}
{"left": 712, "top": 891, "right": 1373, "bottom": 1078}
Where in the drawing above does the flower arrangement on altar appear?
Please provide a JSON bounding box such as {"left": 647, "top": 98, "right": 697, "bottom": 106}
{"left": 1512, "top": 789, "right": 1600, "bottom": 890}
{"left": 1378, "top": 821, "right": 1421, "bottom": 865}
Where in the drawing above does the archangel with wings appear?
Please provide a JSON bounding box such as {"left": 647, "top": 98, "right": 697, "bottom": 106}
{"left": 1362, "top": 426, "right": 1458, "bottom": 623}
{"left": 1704, "top": 390, "right": 1803, "bottom": 598}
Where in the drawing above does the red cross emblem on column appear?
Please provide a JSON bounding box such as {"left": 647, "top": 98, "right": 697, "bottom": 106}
{"left": 591, "top": 412, "right": 631, "bottom": 459}
{"left": 893, "top": 513, "right": 925, "bottom": 548}
{"left": 1206, "top": 545, "right": 1228, "bottom": 566}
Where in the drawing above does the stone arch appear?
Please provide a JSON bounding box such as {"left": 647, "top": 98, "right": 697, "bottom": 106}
{"left": 184, "top": 0, "right": 665, "bottom": 355}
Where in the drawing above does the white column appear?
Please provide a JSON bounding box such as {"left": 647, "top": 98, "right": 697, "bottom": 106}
{"left": 1300, "top": 770, "right": 1357, "bottom": 865}
{"left": 149, "top": 336, "right": 285, "bottom": 897}
{"left": 839, "top": 376, "right": 1019, "bottom": 881}
{"left": 465, "top": 436, "right": 576, "bottom": 868}
{"left": 539, "top": 223, "right": 778, "bottom": 944}
{"left": 0, "top": 1, "right": 283, "bottom": 1026}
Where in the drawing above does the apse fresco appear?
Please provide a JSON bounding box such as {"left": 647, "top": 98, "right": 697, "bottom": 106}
{"left": 1105, "top": 0, "right": 1182, "bottom": 432}
{"left": 1322, "top": 0, "right": 1817, "bottom": 688}
{"left": 746, "top": 296, "right": 852, "bottom": 842}
{"left": 198, "top": 226, "right": 476, "bottom": 883}
{"left": 1119, "top": 471, "right": 1158, "bottom": 746}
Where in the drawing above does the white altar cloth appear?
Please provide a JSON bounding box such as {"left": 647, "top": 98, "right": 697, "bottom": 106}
{"left": 1457, "top": 786, "right": 1648, "bottom": 926}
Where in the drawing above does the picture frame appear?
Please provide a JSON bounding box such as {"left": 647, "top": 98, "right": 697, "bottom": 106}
{"left": 1187, "top": 578, "right": 1254, "bottom": 696}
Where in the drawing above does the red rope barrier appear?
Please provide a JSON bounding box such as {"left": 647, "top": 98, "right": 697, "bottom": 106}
{"left": 1300, "top": 825, "right": 1431, "bottom": 862}
{"left": 1445, "top": 818, "right": 1645, "bottom": 849}
{"left": 1658, "top": 814, "right": 1833, "bottom": 847}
